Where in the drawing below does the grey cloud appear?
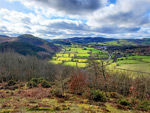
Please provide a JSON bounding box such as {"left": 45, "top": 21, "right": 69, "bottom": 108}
{"left": 90, "top": 0, "right": 150, "bottom": 30}
{"left": 107, "top": 12, "right": 134, "bottom": 23}
{"left": 33, "top": 0, "right": 102, "bottom": 14}
{"left": 47, "top": 21, "right": 89, "bottom": 31}
{"left": 95, "top": 11, "right": 150, "bottom": 27}
{"left": 95, "top": 26, "right": 141, "bottom": 34}
{"left": 21, "top": 17, "right": 31, "bottom": 24}
{"left": 37, "top": 29, "right": 66, "bottom": 35}
{"left": 45, "top": 20, "right": 140, "bottom": 35}
{"left": 23, "top": 25, "right": 31, "bottom": 30}
{"left": 0, "top": 26, "right": 9, "bottom": 33}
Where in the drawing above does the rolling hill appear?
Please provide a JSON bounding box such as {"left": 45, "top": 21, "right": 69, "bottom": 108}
{"left": 0, "top": 35, "right": 17, "bottom": 43}
{"left": 51, "top": 37, "right": 150, "bottom": 46}
{"left": 0, "top": 34, "right": 60, "bottom": 59}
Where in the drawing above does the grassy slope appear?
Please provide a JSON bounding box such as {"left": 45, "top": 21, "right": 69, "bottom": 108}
{"left": 117, "top": 63, "right": 150, "bottom": 73}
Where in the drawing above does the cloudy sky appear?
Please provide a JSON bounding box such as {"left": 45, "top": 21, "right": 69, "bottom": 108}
{"left": 0, "top": 0, "right": 150, "bottom": 39}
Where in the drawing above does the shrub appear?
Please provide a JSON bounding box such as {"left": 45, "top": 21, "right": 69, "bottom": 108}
{"left": 68, "top": 71, "right": 87, "bottom": 95}
{"left": 82, "top": 89, "right": 91, "bottom": 98}
{"left": 130, "top": 98, "right": 139, "bottom": 106}
{"left": 27, "top": 81, "right": 37, "bottom": 88}
{"left": 137, "top": 101, "right": 150, "bottom": 111}
{"left": 38, "top": 77, "right": 45, "bottom": 83}
{"left": 110, "top": 92, "right": 122, "bottom": 99}
{"left": 90, "top": 89, "right": 107, "bottom": 102}
{"left": 7, "top": 80, "right": 16, "bottom": 86}
{"left": 27, "top": 77, "right": 51, "bottom": 88}
{"left": 118, "top": 98, "right": 130, "bottom": 106}
{"left": 41, "top": 80, "right": 51, "bottom": 88}
{"left": 30, "top": 78, "right": 40, "bottom": 84}
{"left": 50, "top": 88, "right": 62, "bottom": 97}
{"left": 27, "top": 78, "right": 40, "bottom": 88}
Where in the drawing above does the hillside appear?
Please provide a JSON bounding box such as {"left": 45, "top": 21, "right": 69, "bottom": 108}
{"left": 17, "top": 34, "right": 60, "bottom": 52}
{"left": 0, "top": 42, "right": 47, "bottom": 57}
{"left": 128, "top": 38, "right": 150, "bottom": 45}
{"left": 51, "top": 37, "right": 150, "bottom": 46}
{"left": 0, "top": 35, "right": 17, "bottom": 43}
{"left": 0, "top": 34, "right": 60, "bottom": 58}
{"left": 67, "top": 37, "right": 116, "bottom": 43}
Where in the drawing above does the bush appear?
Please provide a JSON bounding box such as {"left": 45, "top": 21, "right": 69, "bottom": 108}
{"left": 30, "top": 78, "right": 40, "bottom": 84}
{"left": 27, "top": 77, "right": 51, "bottom": 88}
{"left": 137, "top": 101, "right": 150, "bottom": 111}
{"left": 27, "top": 81, "right": 38, "bottom": 88}
{"left": 68, "top": 72, "right": 87, "bottom": 95}
{"left": 7, "top": 80, "right": 16, "bottom": 86}
{"left": 110, "top": 92, "right": 122, "bottom": 99}
{"left": 41, "top": 80, "right": 51, "bottom": 88}
{"left": 50, "top": 88, "right": 62, "bottom": 97}
{"left": 82, "top": 90, "right": 91, "bottom": 98}
{"left": 38, "top": 77, "right": 45, "bottom": 83}
{"left": 27, "top": 78, "right": 40, "bottom": 88}
{"left": 90, "top": 89, "right": 107, "bottom": 102}
{"left": 130, "top": 98, "right": 139, "bottom": 106}
{"left": 118, "top": 98, "right": 130, "bottom": 106}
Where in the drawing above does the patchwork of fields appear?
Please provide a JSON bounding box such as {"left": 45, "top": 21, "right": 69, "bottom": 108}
{"left": 115, "top": 56, "right": 150, "bottom": 73}
{"left": 49, "top": 46, "right": 150, "bottom": 74}
{"left": 49, "top": 47, "right": 109, "bottom": 67}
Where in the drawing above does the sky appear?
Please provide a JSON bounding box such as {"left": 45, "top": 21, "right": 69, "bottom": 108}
{"left": 0, "top": 0, "right": 150, "bottom": 39}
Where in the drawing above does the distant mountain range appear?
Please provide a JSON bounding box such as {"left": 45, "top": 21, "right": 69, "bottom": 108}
{"left": 0, "top": 34, "right": 150, "bottom": 58}
{"left": 51, "top": 37, "right": 150, "bottom": 46}
{"left": 67, "top": 37, "right": 116, "bottom": 43}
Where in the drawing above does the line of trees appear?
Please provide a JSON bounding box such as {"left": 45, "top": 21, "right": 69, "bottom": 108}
{"left": 0, "top": 51, "right": 73, "bottom": 82}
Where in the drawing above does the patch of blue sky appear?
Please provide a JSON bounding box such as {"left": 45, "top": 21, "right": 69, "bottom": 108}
{"left": 146, "top": 10, "right": 150, "bottom": 16}
{"left": 0, "top": 0, "right": 34, "bottom": 14}
{"left": 106, "top": 0, "right": 116, "bottom": 6}
{"left": 109, "top": 0, "right": 117, "bottom": 4}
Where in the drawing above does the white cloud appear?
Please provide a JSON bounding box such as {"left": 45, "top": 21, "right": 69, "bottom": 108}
{"left": 1, "top": 0, "right": 150, "bottom": 39}
{"left": 87, "top": 0, "right": 150, "bottom": 27}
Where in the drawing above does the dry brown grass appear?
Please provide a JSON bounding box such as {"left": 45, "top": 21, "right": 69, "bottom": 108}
{"left": 16, "top": 87, "right": 51, "bottom": 99}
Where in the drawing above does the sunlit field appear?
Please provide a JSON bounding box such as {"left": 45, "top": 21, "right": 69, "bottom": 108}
{"left": 49, "top": 46, "right": 108, "bottom": 68}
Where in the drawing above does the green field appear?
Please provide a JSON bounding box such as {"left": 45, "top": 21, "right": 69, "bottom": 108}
{"left": 64, "top": 62, "right": 77, "bottom": 67}
{"left": 49, "top": 46, "right": 108, "bottom": 67}
{"left": 73, "top": 59, "right": 88, "bottom": 62}
{"left": 117, "top": 63, "right": 150, "bottom": 73}
{"left": 49, "top": 61, "right": 62, "bottom": 64}
{"left": 117, "top": 60, "right": 143, "bottom": 64}
{"left": 50, "top": 46, "right": 150, "bottom": 73}
{"left": 57, "top": 57, "right": 72, "bottom": 61}
{"left": 76, "top": 54, "right": 90, "bottom": 57}
{"left": 117, "top": 56, "right": 150, "bottom": 64}
{"left": 118, "top": 56, "right": 150, "bottom": 62}
{"left": 113, "top": 55, "right": 150, "bottom": 74}
{"left": 64, "top": 62, "right": 88, "bottom": 67}
{"left": 67, "top": 48, "right": 90, "bottom": 53}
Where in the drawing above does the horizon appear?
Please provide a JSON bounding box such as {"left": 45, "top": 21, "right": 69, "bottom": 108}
{"left": 0, "top": 0, "right": 150, "bottom": 39}
{"left": 0, "top": 33, "right": 149, "bottom": 40}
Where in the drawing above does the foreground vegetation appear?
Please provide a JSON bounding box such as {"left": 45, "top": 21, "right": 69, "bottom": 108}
{"left": 0, "top": 52, "right": 150, "bottom": 112}
{"left": 1, "top": 81, "right": 149, "bottom": 113}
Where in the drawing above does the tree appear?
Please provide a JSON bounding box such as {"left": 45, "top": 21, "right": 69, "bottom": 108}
{"left": 68, "top": 70, "right": 87, "bottom": 95}
{"left": 88, "top": 57, "right": 109, "bottom": 94}
{"left": 55, "top": 65, "right": 71, "bottom": 96}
